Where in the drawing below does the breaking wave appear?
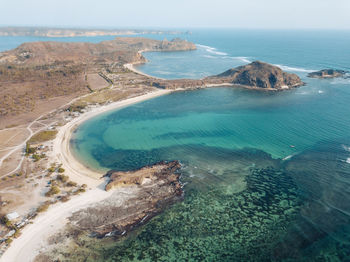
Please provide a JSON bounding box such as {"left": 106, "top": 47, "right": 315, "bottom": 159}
{"left": 274, "top": 64, "right": 316, "bottom": 73}
{"left": 230, "top": 56, "right": 252, "bottom": 63}
{"left": 197, "top": 44, "right": 228, "bottom": 56}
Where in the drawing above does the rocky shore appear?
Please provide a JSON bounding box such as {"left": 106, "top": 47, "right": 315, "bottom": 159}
{"left": 68, "top": 161, "right": 183, "bottom": 237}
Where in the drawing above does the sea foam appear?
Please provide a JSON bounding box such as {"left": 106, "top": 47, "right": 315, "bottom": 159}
{"left": 342, "top": 145, "right": 350, "bottom": 152}
{"left": 274, "top": 64, "right": 315, "bottom": 73}
{"left": 197, "top": 44, "right": 228, "bottom": 56}
{"left": 230, "top": 56, "right": 252, "bottom": 63}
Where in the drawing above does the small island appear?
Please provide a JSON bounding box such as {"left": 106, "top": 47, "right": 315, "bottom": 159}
{"left": 206, "top": 61, "right": 304, "bottom": 89}
{"left": 307, "top": 69, "right": 348, "bottom": 79}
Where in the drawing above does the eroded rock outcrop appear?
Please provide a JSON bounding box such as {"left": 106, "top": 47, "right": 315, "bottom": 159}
{"left": 68, "top": 161, "right": 183, "bottom": 237}
{"left": 307, "top": 69, "right": 348, "bottom": 79}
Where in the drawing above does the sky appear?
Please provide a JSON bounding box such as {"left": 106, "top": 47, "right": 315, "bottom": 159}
{"left": 1, "top": 0, "right": 350, "bottom": 29}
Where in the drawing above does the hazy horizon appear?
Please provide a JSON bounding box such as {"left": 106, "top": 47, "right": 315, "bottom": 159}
{"left": 1, "top": 0, "right": 350, "bottom": 30}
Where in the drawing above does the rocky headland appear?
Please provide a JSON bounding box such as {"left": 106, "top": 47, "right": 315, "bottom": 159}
{"left": 307, "top": 69, "right": 348, "bottom": 79}
{"left": 149, "top": 61, "right": 304, "bottom": 90}
{"left": 68, "top": 161, "right": 183, "bottom": 237}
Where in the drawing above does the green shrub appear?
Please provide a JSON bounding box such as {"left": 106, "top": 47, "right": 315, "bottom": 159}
{"left": 5, "top": 238, "right": 12, "bottom": 245}
{"left": 66, "top": 181, "right": 77, "bottom": 187}
{"left": 57, "top": 167, "right": 65, "bottom": 173}
{"left": 32, "top": 154, "right": 41, "bottom": 162}
{"left": 45, "top": 185, "right": 60, "bottom": 197}
{"left": 57, "top": 174, "right": 69, "bottom": 183}
{"left": 25, "top": 142, "right": 36, "bottom": 155}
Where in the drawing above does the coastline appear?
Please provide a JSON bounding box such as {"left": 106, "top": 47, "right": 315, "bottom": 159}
{"left": 0, "top": 43, "right": 303, "bottom": 261}
{"left": 54, "top": 88, "right": 172, "bottom": 186}
{"left": 124, "top": 49, "right": 166, "bottom": 80}
{"left": 0, "top": 89, "right": 172, "bottom": 262}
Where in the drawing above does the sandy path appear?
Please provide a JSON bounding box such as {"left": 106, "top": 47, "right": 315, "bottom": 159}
{"left": 0, "top": 185, "right": 140, "bottom": 262}
{"left": 1, "top": 89, "right": 172, "bottom": 262}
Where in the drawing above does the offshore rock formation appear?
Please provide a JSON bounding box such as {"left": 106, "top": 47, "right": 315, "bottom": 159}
{"left": 307, "top": 69, "right": 348, "bottom": 79}
{"left": 68, "top": 161, "right": 183, "bottom": 237}
{"left": 206, "top": 61, "right": 304, "bottom": 89}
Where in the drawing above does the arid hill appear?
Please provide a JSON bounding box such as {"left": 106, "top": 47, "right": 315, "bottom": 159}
{"left": 0, "top": 37, "right": 196, "bottom": 65}
{"left": 206, "top": 61, "right": 304, "bottom": 89}
{"left": 149, "top": 61, "right": 304, "bottom": 90}
{"left": 0, "top": 37, "right": 196, "bottom": 126}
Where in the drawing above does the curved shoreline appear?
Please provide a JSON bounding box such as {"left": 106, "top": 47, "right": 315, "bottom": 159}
{"left": 55, "top": 89, "right": 173, "bottom": 186}
{"left": 124, "top": 49, "right": 166, "bottom": 80}
{"left": 0, "top": 89, "right": 172, "bottom": 262}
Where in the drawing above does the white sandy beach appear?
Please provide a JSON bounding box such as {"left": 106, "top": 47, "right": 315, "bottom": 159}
{"left": 124, "top": 49, "right": 166, "bottom": 80}
{"left": 54, "top": 88, "right": 172, "bottom": 186}
{"left": 0, "top": 89, "right": 172, "bottom": 262}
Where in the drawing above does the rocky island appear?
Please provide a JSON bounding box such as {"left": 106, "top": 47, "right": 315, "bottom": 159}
{"left": 206, "top": 61, "right": 304, "bottom": 89}
{"left": 307, "top": 69, "right": 348, "bottom": 79}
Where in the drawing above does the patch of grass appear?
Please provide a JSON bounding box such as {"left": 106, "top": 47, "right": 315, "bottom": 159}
{"left": 28, "top": 130, "right": 58, "bottom": 144}
{"left": 69, "top": 89, "right": 133, "bottom": 112}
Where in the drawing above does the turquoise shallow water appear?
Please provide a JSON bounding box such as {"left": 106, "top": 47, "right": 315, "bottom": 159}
{"left": 68, "top": 30, "right": 350, "bottom": 261}
{"left": 3, "top": 30, "right": 350, "bottom": 260}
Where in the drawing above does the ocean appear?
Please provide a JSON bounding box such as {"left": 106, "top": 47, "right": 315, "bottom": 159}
{"left": 3, "top": 29, "right": 350, "bottom": 261}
